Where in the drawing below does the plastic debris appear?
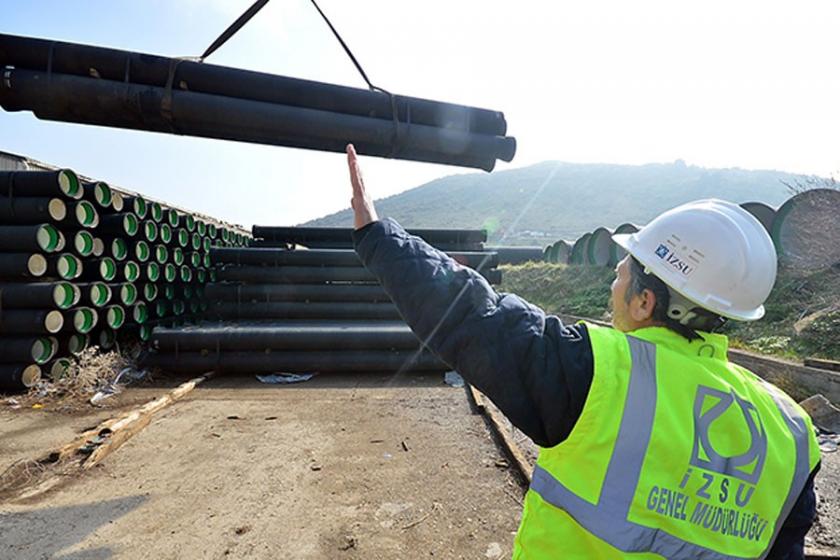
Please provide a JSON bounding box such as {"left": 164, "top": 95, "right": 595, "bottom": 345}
{"left": 255, "top": 372, "right": 315, "bottom": 384}
{"left": 818, "top": 430, "right": 839, "bottom": 454}
{"left": 444, "top": 370, "right": 465, "bottom": 388}
{"left": 89, "top": 367, "right": 148, "bottom": 406}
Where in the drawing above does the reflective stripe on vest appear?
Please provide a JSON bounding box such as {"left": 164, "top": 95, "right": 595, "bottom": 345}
{"left": 529, "top": 336, "right": 813, "bottom": 560}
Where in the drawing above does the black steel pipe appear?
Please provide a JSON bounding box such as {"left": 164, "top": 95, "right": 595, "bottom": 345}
{"left": 0, "top": 223, "right": 63, "bottom": 252}
{"left": 0, "top": 169, "right": 82, "bottom": 199}
{"left": 0, "top": 309, "right": 63, "bottom": 335}
{"left": 110, "top": 191, "right": 125, "bottom": 213}
{"left": 209, "top": 301, "right": 402, "bottom": 321}
{"left": 77, "top": 282, "right": 113, "bottom": 308}
{"left": 122, "top": 196, "right": 148, "bottom": 219}
{"left": 57, "top": 333, "right": 89, "bottom": 356}
{"left": 97, "top": 213, "right": 139, "bottom": 237}
{"left": 217, "top": 264, "right": 501, "bottom": 285}
{"left": 0, "top": 34, "right": 507, "bottom": 137}
{"left": 0, "top": 336, "right": 57, "bottom": 364}
{"left": 203, "top": 282, "right": 391, "bottom": 303}
{"left": 107, "top": 283, "right": 138, "bottom": 306}
{"left": 46, "top": 357, "right": 73, "bottom": 380}
{"left": 82, "top": 180, "right": 112, "bottom": 209}
{"left": 0, "top": 253, "right": 47, "bottom": 278}
{"left": 252, "top": 226, "right": 487, "bottom": 245}
{"left": 44, "top": 253, "right": 83, "bottom": 280}
{"left": 68, "top": 200, "right": 99, "bottom": 228}
{"left": 63, "top": 307, "right": 98, "bottom": 334}
{"left": 91, "top": 237, "right": 105, "bottom": 257}
{"left": 0, "top": 196, "right": 66, "bottom": 223}
{"left": 79, "top": 257, "right": 118, "bottom": 282}
{"left": 0, "top": 363, "right": 41, "bottom": 391}
{"left": 62, "top": 229, "right": 96, "bottom": 257}
{"left": 0, "top": 282, "right": 79, "bottom": 309}
{"left": 152, "top": 320, "right": 420, "bottom": 352}
{"left": 0, "top": 70, "right": 515, "bottom": 171}
{"left": 215, "top": 265, "right": 376, "bottom": 284}
{"left": 209, "top": 247, "right": 497, "bottom": 269}
{"left": 141, "top": 349, "right": 447, "bottom": 374}
{"left": 485, "top": 246, "right": 545, "bottom": 265}
{"left": 251, "top": 239, "right": 485, "bottom": 252}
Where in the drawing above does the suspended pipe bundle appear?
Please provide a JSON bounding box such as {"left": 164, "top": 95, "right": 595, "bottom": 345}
{"left": 1, "top": 71, "right": 514, "bottom": 172}
{"left": 0, "top": 34, "right": 515, "bottom": 170}
{"left": 0, "top": 35, "right": 506, "bottom": 135}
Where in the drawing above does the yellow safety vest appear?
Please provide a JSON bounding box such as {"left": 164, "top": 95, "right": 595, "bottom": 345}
{"left": 513, "top": 323, "right": 821, "bottom": 559}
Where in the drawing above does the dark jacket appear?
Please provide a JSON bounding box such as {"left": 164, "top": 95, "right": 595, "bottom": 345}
{"left": 353, "top": 218, "right": 818, "bottom": 559}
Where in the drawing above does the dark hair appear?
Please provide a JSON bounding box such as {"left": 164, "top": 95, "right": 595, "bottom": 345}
{"left": 626, "top": 257, "right": 725, "bottom": 341}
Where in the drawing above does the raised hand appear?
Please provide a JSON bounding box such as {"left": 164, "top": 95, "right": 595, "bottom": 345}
{"left": 347, "top": 144, "right": 379, "bottom": 230}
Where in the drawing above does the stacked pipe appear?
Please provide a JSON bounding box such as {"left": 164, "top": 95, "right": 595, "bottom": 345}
{"left": 485, "top": 246, "right": 544, "bottom": 265}
{"left": 0, "top": 34, "right": 516, "bottom": 171}
{"left": 0, "top": 167, "right": 250, "bottom": 391}
{"left": 543, "top": 223, "right": 640, "bottom": 267}
{"left": 143, "top": 227, "right": 501, "bottom": 374}
{"left": 0, "top": 169, "right": 88, "bottom": 390}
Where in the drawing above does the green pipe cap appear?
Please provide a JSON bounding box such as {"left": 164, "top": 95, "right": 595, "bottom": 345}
{"left": 37, "top": 224, "right": 61, "bottom": 253}
{"left": 58, "top": 169, "right": 82, "bottom": 199}
{"left": 101, "top": 258, "right": 117, "bottom": 281}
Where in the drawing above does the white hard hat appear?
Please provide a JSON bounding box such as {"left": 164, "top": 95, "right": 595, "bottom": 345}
{"left": 612, "top": 199, "right": 777, "bottom": 322}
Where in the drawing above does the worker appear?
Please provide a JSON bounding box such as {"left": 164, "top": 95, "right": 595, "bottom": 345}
{"left": 345, "top": 144, "right": 821, "bottom": 560}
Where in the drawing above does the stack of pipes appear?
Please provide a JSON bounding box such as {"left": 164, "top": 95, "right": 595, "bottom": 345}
{"left": 0, "top": 168, "right": 249, "bottom": 391}
{"left": 143, "top": 227, "right": 501, "bottom": 374}
{"left": 0, "top": 34, "right": 516, "bottom": 172}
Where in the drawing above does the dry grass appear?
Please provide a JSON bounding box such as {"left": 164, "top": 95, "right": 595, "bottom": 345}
{"left": 17, "top": 344, "right": 146, "bottom": 412}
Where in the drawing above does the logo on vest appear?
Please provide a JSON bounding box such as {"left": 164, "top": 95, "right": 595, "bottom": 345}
{"left": 644, "top": 386, "right": 771, "bottom": 542}
{"left": 690, "top": 386, "right": 767, "bottom": 485}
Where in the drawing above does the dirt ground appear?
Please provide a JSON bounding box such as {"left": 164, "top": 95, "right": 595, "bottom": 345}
{"left": 0, "top": 373, "right": 523, "bottom": 560}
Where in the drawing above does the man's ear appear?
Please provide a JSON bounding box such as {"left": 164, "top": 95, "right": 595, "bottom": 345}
{"left": 630, "top": 288, "right": 657, "bottom": 322}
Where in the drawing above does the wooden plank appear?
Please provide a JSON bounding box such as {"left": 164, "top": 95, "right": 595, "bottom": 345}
{"left": 81, "top": 372, "right": 214, "bottom": 469}
{"left": 805, "top": 358, "right": 840, "bottom": 373}
{"left": 467, "top": 384, "right": 532, "bottom": 484}
{"left": 729, "top": 349, "right": 840, "bottom": 404}
{"left": 3, "top": 372, "right": 215, "bottom": 501}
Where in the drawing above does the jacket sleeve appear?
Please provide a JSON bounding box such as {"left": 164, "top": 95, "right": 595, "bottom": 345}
{"left": 353, "top": 218, "right": 594, "bottom": 447}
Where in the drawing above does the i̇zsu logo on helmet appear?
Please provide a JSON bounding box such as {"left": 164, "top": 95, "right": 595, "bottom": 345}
{"left": 654, "top": 243, "right": 695, "bottom": 276}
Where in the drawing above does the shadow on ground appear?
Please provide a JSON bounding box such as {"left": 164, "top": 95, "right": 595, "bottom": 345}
{"left": 0, "top": 494, "right": 147, "bottom": 559}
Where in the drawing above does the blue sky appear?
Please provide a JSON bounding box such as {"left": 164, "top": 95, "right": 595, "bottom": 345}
{"left": 3, "top": 1, "right": 839, "bottom": 227}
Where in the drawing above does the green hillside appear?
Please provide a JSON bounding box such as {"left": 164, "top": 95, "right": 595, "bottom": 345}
{"left": 304, "top": 160, "right": 809, "bottom": 246}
